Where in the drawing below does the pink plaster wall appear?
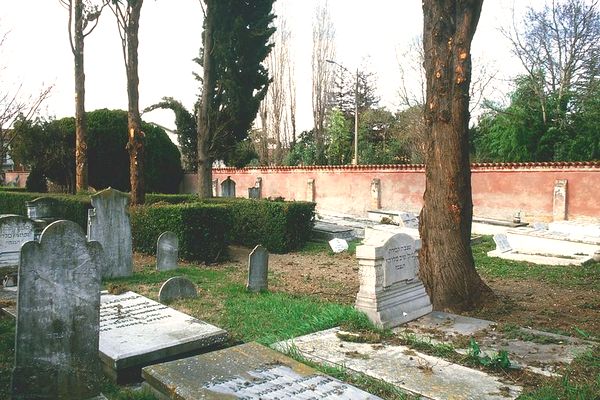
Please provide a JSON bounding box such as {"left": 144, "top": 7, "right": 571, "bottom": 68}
{"left": 181, "top": 162, "right": 600, "bottom": 222}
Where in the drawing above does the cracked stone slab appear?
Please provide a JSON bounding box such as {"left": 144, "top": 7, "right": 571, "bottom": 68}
{"left": 274, "top": 327, "right": 522, "bottom": 400}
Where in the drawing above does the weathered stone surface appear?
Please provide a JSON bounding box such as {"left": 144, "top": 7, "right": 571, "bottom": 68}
{"left": 274, "top": 328, "right": 522, "bottom": 400}
{"left": 247, "top": 245, "right": 268, "bottom": 292}
{"left": 493, "top": 233, "right": 512, "bottom": 253}
{"left": 156, "top": 231, "right": 178, "bottom": 271}
{"left": 12, "top": 220, "right": 104, "bottom": 400}
{"left": 355, "top": 233, "right": 431, "bottom": 328}
{"left": 0, "top": 215, "right": 35, "bottom": 268}
{"left": 88, "top": 188, "right": 133, "bottom": 278}
{"left": 142, "top": 341, "right": 382, "bottom": 400}
{"left": 158, "top": 277, "right": 197, "bottom": 303}
{"left": 328, "top": 238, "right": 349, "bottom": 253}
{"left": 99, "top": 291, "right": 227, "bottom": 382}
{"left": 26, "top": 197, "right": 59, "bottom": 220}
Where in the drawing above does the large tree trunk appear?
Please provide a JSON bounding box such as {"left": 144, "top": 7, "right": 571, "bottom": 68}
{"left": 196, "top": 0, "right": 215, "bottom": 198}
{"left": 125, "top": 1, "right": 144, "bottom": 205}
{"left": 419, "top": 0, "right": 494, "bottom": 311}
{"left": 74, "top": 0, "right": 87, "bottom": 193}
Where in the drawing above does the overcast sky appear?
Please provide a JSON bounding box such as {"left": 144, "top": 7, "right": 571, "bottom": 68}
{"left": 1, "top": 0, "right": 535, "bottom": 134}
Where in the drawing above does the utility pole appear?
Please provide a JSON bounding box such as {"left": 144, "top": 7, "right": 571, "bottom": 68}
{"left": 326, "top": 59, "right": 359, "bottom": 165}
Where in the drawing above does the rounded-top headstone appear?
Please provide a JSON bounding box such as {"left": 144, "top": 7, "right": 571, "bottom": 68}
{"left": 156, "top": 231, "right": 179, "bottom": 271}
{"left": 158, "top": 276, "right": 198, "bottom": 303}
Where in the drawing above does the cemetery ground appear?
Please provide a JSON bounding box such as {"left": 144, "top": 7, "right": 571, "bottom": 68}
{"left": 0, "top": 237, "right": 598, "bottom": 399}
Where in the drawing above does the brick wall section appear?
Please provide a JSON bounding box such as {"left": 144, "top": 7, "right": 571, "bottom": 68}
{"left": 180, "top": 162, "right": 600, "bottom": 222}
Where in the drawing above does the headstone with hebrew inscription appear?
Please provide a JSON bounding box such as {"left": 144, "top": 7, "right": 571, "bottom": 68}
{"left": 88, "top": 187, "right": 133, "bottom": 278}
{"left": 12, "top": 220, "right": 104, "bottom": 399}
{"left": 329, "top": 238, "right": 349, "bottom": 253}
{"left": 99, "top": 291, "right": 227, "bottom": 382}
{"left": 26, "top": 197, "right": 60, "bottom": 237}
{"left": 0, "top": 215, "right": 35, "bottom": 270}
{"left": 159, "top": 277, "right": 197, "bottom": 303}
{"left": 247, "top": 245, "right": 268, "bottom": 292}
{"left": 355, "top": 232, "right": 432, "bottom": 328}
{"left": 142, "top": 342, "right": 382, "bottom": 400}
{"left": 156, "top": 231, "right": 178, "bottom": 271}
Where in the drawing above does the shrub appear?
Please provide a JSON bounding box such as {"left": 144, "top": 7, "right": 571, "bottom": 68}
{"left": 25, "top": 168, "right": 47, "bottom": 193}
{"left": 0, "top": 191, "right": 91, "bottom": 228}
{"left": 205, "top": 198, "right": 315, "bottom": 253}
{"left": 129, "top": 203, "right": 231, "bottom": 263}
{"left": 145, "top": 193, "right": 199, "bottom": 205}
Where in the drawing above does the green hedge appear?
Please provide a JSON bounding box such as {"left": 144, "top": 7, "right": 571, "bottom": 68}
{"left": 129, "top": 203, "right": 231, "bottom": 263}
{"left": 145, "top": 193, "right": 199, "bottom": 205}
{"left": 204, "top": 198, "right": 316, "bottom": 253}
{"left": 0, "top": 191, "right": 91, "bottom": 228}
{"left": 0, "top": 187, "right": 27, "bottom": 192}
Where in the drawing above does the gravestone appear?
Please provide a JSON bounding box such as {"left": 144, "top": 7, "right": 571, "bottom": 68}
{"left": 88, "top": 187, "right": 133, "bottom": 278}
{"left": 221, "top": 177, "right": 236, "bottom": 198}
{"left": 552, "top": 179, "right": 568, "bottom": 221}
{"left": 26, "top": 197, "right": 60, "bottom": 237}
{"left": 156, "top": 231, "right": 178, "bottom": 271}
{"left": 398, "top": 212, "right": 419, "bottom": 229}
{"left": 248, "top": 187, "right": 260, "bottom": 199}
{"left": 142, "top": 342, "right": 382, "bottom": 400}
{"left": 159, "top": 277, "right": 197, "bottom": 303}
{"left": 0, "top": 215, "right": 35, "bottom": 271}
{"left": 493, "top": 233, "right": 512, "bottom": 253}
{"left": 329, "top": 238, "right": 349, "bottom": 253}
{"left": 12, "top": 220, "right": 104, "bottom": 400}
{"left": 370, "top": 178, "right": 381, "bottom": 209}
{"left": 99, "top": 291, "right": 227, "bottom": 382}
{"left": 355, "top": 233, "right": 432, "bottom": 328}
{"left": 247, "top": 245, "right": 269, "bottom": 292}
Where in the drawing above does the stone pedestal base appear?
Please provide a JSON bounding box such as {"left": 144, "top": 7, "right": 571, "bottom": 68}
{"left": 355, "top": 280, "right": 432, "bottom": 329}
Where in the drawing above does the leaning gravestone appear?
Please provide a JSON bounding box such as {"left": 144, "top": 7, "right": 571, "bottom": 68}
{"left": 88, "top": 188, "right": 133, "bottom": 278}
{"left": 247, "top": 245, "right": 268, "bottom": 292}
{"left": 156, "top": 231, "right": 178, "bottom": 271}
{"left": 12, "top": 220, "right": 104, "bottom": 400}
{"left": 329, "top": 238, "right": 349, "bottom": 253}
{"left": 159, "top": 277, "right": 197, "bottom": 303}
{"left": 493, "top": 233, "right": 512, "bottom": 253}
{"left": 355, "top": 232, "right": 432, "bottom": 328}
{"left": 142, "top": 342, "right": 382, "bottom": 400}
{"left": 0, "top": 215, "right": 35, "bottom": 271}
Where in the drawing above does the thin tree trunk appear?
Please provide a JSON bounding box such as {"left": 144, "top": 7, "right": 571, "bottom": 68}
{"left": 125, "top": 1, "right": 144, "bottom": 205}
{"left": 74, "top": 0, "right": 88, "bottom": 192}
{"left": 419, "top": 0, "right": 494, "bottom": 311}
{"left": 197, "top": 0, "right": 215, "bottom": 198}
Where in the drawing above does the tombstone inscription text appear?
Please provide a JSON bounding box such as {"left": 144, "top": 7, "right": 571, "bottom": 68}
{"left": 0, "top": 215, "right": 35, "bottom": 267}
{"left": 382, "top": 235, "right": 418, "bottom": 287}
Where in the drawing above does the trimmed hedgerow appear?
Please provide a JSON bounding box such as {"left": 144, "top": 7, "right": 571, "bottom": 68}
{"left": 0, "top": 191, "right": 91, "bottom": 228}
{"left": 129, "top": 203, "right": 231, "bottom": 263}
{"left": 145, "top": 193, "right": 199, "bottom": 205}
{"left": 204, "top": 198, "right": 316, "bottom": 253}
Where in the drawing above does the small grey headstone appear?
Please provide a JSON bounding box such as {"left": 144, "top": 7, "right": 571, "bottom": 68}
{"left": 88, "top": 187, "right": 133, "bottom": 278}
{"left": 157, "top": 231, "right": 178, "bottom": 271}
{"left": 159, "top": 277, "right": 198, "bottom": 303}
{"left": 248, "top": 187, "right": 260, "bottom": 199}
{"left": 12, "top": 220, "right": 104, "bottom": 399}
{"left": 329, "top": 238, "right": 349, "bottom": 253}
{"left": 247, "top": 245, "right": 268, "bottom": 292}
{"left": 25, "top": 197, "right": 58, "bottom": 220}
{"left": 493, "top": 234, "right": 512, "bottom": 253}
{"left": 0, "top": 215, "right": 35, "bottom": 268}
{"left": 398, "top": 212, "right": 419, "bottom": 229}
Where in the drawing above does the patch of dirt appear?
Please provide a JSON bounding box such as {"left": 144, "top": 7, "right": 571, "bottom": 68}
{"left": 226, "top": 245, "right": 359, "bottom": 304}
{"left": 222, "top": 245, "right": 600, "bottom": 338}
{"left": 468, "top": 278, "right": 600, "bottom": 338}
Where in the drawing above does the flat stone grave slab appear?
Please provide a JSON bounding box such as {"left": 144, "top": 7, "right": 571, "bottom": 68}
{"left": 274, "top": 328, "right": 522, "bottom": 400}
{"left": 400, "top": 312, "right": 594, "bottom": 377}
{"left": 142, "top": 341, "right": 382, "bottom": 400}
{"left": 312, "top": 221, "right": 355, "bottom": 240}
{"left": 99, "top": 291, "right": 227, "bottom": 382}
